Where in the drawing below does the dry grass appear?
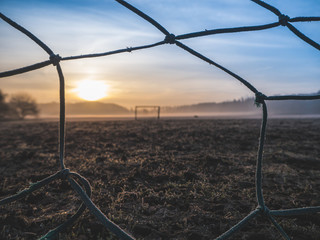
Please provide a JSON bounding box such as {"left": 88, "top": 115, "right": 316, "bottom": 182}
{"left": 0, "top": 118, "right": 319, "bottom": 239}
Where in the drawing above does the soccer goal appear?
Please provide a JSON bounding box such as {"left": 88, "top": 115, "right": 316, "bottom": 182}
{"left": 135, "top": 106, "right": 160, "bottom": 120}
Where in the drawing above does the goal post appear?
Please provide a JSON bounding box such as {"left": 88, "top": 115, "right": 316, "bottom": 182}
{"left": 135, "top": 106, "right": 160, "bottom": 120}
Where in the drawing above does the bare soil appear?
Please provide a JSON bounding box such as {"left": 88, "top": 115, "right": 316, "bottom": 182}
{"left": 0, "top": 118, "right": 319, "bottom": 240}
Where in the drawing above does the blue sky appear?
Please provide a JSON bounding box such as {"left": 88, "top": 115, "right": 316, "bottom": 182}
{"left": 1, "top": 0, "right": 319, "bottom": 107}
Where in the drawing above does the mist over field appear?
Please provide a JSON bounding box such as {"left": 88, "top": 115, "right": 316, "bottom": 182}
{"left": 37, "top": 94, "right": 320, "bottom": 118}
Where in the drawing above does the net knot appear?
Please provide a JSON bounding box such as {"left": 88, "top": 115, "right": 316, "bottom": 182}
{"left": 278, "top": 14, "right": 290, "bottom": 26}
{"left": 50, "top": 54, "right": 61, "bottom": 66}
{"left": 60, "top": 168, "right": 70, "bottom": 180}
{"left": 257, "top": 205, "right": 269, "bottom": 214}
{"left": 255, "top": 92, "right": 266, "bottom": 105}
{"left": 164, "top": 34, "right": 176, "bottom": 44}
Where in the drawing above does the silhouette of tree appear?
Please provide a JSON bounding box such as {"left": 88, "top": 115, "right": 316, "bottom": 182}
{"left": 9, "top": 93, "right": 39, "bottom": 119}
{"left": 0, "top": 89, "right": 9, "bottom": 119}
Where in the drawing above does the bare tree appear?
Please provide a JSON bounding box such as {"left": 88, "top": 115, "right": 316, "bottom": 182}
{"left": 0, "top": 89, "right": 9, "bottom": 119}
{"left": 9, "top": 93, "right": 39, "bottom": 119}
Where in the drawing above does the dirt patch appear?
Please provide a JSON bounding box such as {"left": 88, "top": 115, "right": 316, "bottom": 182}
{"left": 0, "top": 118, "right": 319, "bottom": 239}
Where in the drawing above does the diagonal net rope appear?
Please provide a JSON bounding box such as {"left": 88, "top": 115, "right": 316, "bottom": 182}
{"left": 0, "top": 0, "right": 319, "bottom": 239}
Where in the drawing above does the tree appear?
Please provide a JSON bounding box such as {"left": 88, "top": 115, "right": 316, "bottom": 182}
{"left": 0, "top": 89, "right": 9, "bottom": 119}
{"left": 9, "top": 93, "right": 39, "bottom": 119}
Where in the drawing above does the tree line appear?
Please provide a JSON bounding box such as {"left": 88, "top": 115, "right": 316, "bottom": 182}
{"left": 0, "top": 89, "right": 39, "bottom": 120}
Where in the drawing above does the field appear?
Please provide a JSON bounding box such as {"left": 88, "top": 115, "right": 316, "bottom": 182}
{"left": 0, "top": 118, "right": 319, "bottom": 240}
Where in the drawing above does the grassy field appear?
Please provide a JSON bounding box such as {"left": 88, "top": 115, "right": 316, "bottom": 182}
{"left": 0, "top": 118, "right": 319, "bottom": 239}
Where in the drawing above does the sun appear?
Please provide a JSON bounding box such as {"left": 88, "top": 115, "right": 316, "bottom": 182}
{"left": 74, "top": 80, "right": 108, "bottom": 101}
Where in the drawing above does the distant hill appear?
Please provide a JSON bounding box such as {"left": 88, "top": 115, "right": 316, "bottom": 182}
{"left": 38, "top": 91, "right": 320, "bottom": 117}
{"left": 163, "top": 98, "right": 258, "bottom": 114}
{"left": 163, "top": 91, "right": 320, "bottom": 116}
{"left": 38, "top": 102, "right": 130, "bottom": 116}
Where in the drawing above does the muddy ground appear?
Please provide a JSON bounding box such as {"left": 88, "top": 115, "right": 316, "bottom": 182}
{"left": 0, "top": 118, "right": 319, "bottom": 240}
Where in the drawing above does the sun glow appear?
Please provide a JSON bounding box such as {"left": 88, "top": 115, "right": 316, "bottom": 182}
{"left": 74, "top": 80, "right": 108, "bottom": 101}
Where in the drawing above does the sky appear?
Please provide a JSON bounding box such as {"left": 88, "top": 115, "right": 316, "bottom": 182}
{"left": 0, "top": 0, "right": 319, "bottom": 108}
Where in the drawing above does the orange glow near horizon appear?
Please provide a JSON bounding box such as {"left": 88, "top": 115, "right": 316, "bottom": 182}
{"left": 73, "top": 80, "right": 109, "bottom": 101}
